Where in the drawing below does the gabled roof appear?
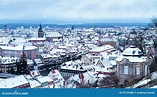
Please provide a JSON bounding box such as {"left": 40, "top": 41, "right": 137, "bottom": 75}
{"left": 96, "top": 58, "right": 113, "bottom": 68}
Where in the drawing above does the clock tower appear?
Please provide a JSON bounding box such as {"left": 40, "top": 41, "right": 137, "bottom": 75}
{"left": 38, "top": 24, "right": 44, "bottom": 37}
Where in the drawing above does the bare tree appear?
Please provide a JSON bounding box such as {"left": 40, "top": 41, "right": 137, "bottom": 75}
{"left": 150, "top": 18, "right": 157, "bottom": 37}
{"left": 98, "top": 75, "right": 119, "bottom": 88}
{"left": 150, "top": 18, "right": 157, "bottom": 27}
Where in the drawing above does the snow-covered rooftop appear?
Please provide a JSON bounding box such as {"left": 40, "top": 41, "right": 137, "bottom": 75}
{"left": 61, "top": 60, "right": 85, "bottom": 71}
{"left": 28, "top": 79, "right": 41, "bottom": 88}
{"left": 133, "top": 79, "right": 151, "bottom": 88}
{"left": 150, "top": 85, "right": 157, "bottom": 88}
{"left": 0, "top": 45, "right": 37, "bottom": 51}
{"left": 151, "top": 72, "right": 157, "bottom": 80}
{"left": 45, "top": 32, "right": 62, "bottom": 38}
{"left": 25, "top": 75, "right": 41, "bottom": 88}
{"left": 116, "top": 46, "right": 147, "bottom": 62}
{"left": 0, "top": 75, "right": 29, "bottom": 88}
{"left": 28, "top": 37, "right": 46, "bottom": 41}
{"left": 36, "top": 76, "right": 53, "bottom": 83}
{"left": 10, "top": 38, "right": 27, "bottom": 45}
{"left": 48, "top": 70, "right": 65, "bottom": 88}
{"left": 30, "top": 70, "right": 40, "bottom": 77}
{"left": 50, "top": 49, "right": 66, "bottom": 54}
{"left": 66, "top": 72, "right": 97, "bottom": 88}
{"left": 116, "top": 56, "right": 147, "bottom": 62}
{"left": 98, "top": 58, "right": 113, "bottom": 68}
{"left": 90, "top": 45, "right": 115, "bottom": 53}
{"left": 34, "top": 59, "right": 42, "bottom": 64}
{"left": 0, "top": 37, "right": 10, "bottom": 45}
{"left": 40, "top": 54, "right": 52, "bottom": 59}
{"left": 101, "top": 38, "right": 116, "bottom": 42}
{"left": 122, "top": 46, "right": 143, "bottom": 56}
{"left": 94, "top": 66, "right": 114, "bottom": 73}
{"left": 27, "top": 59, "right": 33, "bottom": 65}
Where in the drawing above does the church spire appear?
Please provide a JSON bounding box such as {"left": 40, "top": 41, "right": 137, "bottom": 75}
{"left": 39, "top": 23, "right": 42, "bottom": 29}
{"left": 38, "top": 23, "right": 44, "bottom": 37}
{"left": 4, "top": 24, "right": 7, "bottom": 33}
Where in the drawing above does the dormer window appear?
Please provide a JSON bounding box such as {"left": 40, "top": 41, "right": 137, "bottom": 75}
{"left": 138, "top": 51, "right": 142, "bottom": 55}
{"left": 132, "top": 50, "right": 135, "bottom": 54}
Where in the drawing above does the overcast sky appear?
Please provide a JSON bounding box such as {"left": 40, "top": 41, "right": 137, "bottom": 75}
{"left": 0, "top": 0, "right": 157, "bottom": 23}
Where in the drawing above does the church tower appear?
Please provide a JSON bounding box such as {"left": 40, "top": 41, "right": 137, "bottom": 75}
{"left": 4, "top": 25, "right": 7, "bottom": 33}
{"left": 38, "top": 24, "right": 44, "bottom": 37}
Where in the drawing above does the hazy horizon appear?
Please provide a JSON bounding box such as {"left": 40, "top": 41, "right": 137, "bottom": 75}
{"left": 0, "top": 18, "right": 151, "bottom": 24}
{"left": 0, "top": 0, "right": 157, "bottom": 24}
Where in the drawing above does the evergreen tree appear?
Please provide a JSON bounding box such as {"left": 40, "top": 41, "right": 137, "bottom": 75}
{"left": 16, "top": 60, "right": 21, "bottom": 74}
{"left": 16, "top": 46, "right": 29, "bottom": 74}
{"left": 134, "top": 34, "right": 145, "bottom": 55}
{"left": 150, "top": 18, "right": 157, "bottom": 27}
{"left": 10, "top": 67, "right": 15, "bottom": 74}
{"left": 150, "top": 18, "right": 157, "bottom": 37}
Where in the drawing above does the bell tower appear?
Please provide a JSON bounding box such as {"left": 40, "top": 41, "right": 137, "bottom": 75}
{"left": 38, "top": 24, "right": 44, "bottom": 37}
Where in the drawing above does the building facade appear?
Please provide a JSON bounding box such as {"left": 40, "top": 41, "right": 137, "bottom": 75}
{"left": 0, "top": 45, "right": 37, "bottom": 60}
{"left": 116, "top": 46, "right": 151, "bottom": 85}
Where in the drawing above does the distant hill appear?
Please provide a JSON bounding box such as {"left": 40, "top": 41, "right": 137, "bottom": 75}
{"left": 0, "top": 23, "right": 149, "bottom": 29}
